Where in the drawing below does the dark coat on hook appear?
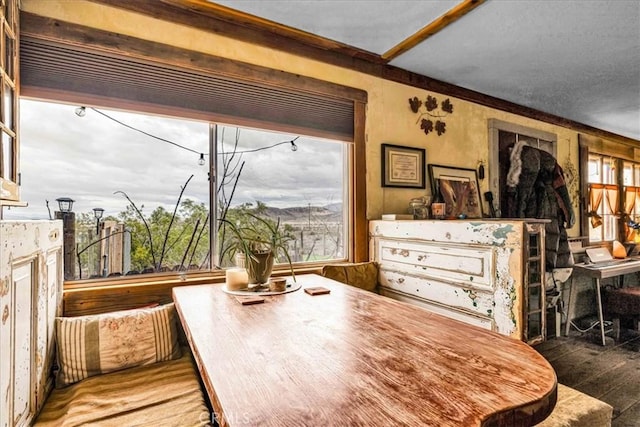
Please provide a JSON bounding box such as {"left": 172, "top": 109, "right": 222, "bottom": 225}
{"left": 506, "top": 141, "right": 575, "bottom": 271}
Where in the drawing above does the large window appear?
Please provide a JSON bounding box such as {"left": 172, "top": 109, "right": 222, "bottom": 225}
{"left": 623, "top": 161, "right": 640, "bottom": 242}
{"left": 587, "top": 154, "right": 619, "bottom": 243}
{"left": 6, "top": 99, "right": 348, "bottom": 281}
{"left": 585, "top": 154, "right": 640, "bottom": 243}
{"left": 215, "top": 125, "right": 346, "bottom": 267}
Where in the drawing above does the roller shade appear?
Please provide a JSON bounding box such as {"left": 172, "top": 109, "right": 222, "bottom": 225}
{"left": 20, "top": 36, "right": 355, "bottom": 140}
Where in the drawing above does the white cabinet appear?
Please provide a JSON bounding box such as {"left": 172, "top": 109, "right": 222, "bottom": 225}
{"left": 370, "top": 219, "right": 546, "bottom": 343}
{"left": 0, "top": 220, "right": 63, "bottom": 427}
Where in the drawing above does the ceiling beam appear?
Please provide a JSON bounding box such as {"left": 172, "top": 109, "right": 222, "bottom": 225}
{"left": 381, "top": 0, "right": 487, "bottom": 62}
{"left": 162, "top": 0, "right": 385, "bottom": 63}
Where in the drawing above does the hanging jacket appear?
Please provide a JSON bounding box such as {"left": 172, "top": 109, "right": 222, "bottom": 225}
{"left": 506, "top": 141, "right": 575, "bottom": 271}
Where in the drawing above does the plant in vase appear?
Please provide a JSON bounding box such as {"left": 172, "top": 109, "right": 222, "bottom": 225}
{"left": 219, "top": 212, "right": 295, "bottom": 286}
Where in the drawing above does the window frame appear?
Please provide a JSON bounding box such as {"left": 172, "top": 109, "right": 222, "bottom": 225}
{"left": 0, "top": 0, "right": 19, "bottom": 207}
{"left": 20, "top": 15, "right": 368, "bottom": 288}
{"left": 579, "top": 134, "right": 640, "bottom": 244}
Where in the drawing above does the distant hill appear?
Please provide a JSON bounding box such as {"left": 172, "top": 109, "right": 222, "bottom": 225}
{"left": 260, "top": 204, "right": 343, "bottom": 224}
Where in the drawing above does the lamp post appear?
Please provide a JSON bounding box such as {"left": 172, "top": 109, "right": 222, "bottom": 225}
{"left": 55, "top": 197, "right": 76, "bottom": 280}
{"left": 93, "top": 207, "right": 104, "bottom": 235}
{"left": 56, "top": 197, "right": 74, "bottom": 213}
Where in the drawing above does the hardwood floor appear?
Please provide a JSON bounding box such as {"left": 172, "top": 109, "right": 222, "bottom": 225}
{"left": 534, "top": 329, "right": 640, "bottom": 427}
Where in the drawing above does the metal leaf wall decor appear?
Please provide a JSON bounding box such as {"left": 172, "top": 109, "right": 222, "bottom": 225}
{"left": 409, "top": 95, "right": 454, "bottom": 136}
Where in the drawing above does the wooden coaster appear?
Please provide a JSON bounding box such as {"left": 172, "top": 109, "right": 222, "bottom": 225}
{"left": 304, "top": 287, "right": 331, "bottom": 296}
{"left": 235, "top": 295, "right": 265, "bottom": 305}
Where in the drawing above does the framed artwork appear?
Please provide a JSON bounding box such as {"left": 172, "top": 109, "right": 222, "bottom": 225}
{"left": 381, "top": 144, "right": 426, "bottom": 188}
{"left": 428, "top": 164, "right": 483, "bottom": 218}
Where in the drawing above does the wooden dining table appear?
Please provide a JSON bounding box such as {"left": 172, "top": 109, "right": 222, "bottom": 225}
{"left": 172, "top": 274, "right": 557, "bottom": 426}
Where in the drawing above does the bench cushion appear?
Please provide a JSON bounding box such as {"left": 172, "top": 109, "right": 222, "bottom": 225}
{"left": 34, "top": 350, "right": 211, "bottom": 427}
{"left": 535, "top": 383, "right": 612, "bottom": 427}
{"left": 55, "top": 303, "right": 182, "bottom": 387}
{"left": 321, "top": 262, "right": 378, "bottom": 292}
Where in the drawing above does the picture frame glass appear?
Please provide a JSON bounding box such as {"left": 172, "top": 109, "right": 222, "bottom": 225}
{"left": 382, "top": 144, "right": 426, "bottom": 189}
{"left": 428, "top": 164, "right": 483, "bottom": 218}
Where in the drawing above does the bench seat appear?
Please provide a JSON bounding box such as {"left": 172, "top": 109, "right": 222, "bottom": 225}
{"left": 34, "top": 351, "right": 211, "bottom": 427}
{"left": 536, "top": 383, "right": 612, "bottom": 427}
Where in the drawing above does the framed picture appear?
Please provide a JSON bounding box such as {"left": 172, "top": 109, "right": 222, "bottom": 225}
{"left": 428, "top": 164, "right": 483, "bottom": 218}
{"left": 381, "top": 144, "right": 426, "bottom": 188}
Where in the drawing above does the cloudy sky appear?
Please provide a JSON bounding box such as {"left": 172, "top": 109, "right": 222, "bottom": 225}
{"left": 5, "top": 99, "right": 344, "bottom": 220}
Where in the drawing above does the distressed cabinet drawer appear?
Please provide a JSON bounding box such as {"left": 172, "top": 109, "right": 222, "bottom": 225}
{"left": 380, "top": 269, "right": 496, "bottom": 319}
{"left": 376, "top": 238, "right": 495, "bottom": 291}
{"left": 380, "top": 288, "right": 494, "bottom": 331}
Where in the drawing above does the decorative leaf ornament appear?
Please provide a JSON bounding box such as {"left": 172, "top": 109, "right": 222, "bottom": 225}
{"left": 441, "top": 99, "right": 454, "bottom": 113}
{"left": 409, "top": 96, "right": 422, "bottom": 113}
{"left": 409, "top": 94, "right": 454, "bottom": 136}
{"left": 425, "top": 95, "right": 438, "bottom": 111}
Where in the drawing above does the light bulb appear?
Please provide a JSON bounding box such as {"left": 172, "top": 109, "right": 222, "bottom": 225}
{"left": 290, "top": 141, "right": 298, "bottom": 152}
{"left": 75, "top": 106, "right": 86, "bottom": 117}
{"left": 198, "top": 153, "right": 205, "bottom": 166}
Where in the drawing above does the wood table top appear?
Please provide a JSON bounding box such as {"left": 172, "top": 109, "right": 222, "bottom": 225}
{"left": 172, "top": 274, "right": 556, "bottom": 427}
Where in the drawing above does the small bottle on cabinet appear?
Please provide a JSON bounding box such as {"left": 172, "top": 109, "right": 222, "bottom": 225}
{"left": 431, "top": 179, "right": 446, "bottom": 220}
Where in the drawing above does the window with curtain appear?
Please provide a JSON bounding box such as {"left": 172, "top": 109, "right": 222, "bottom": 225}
{"left": 587, "top": 153, "right": 626, "bottom": 243}
{"left": 623, "top": 161, "right": 640, "bottom": 241}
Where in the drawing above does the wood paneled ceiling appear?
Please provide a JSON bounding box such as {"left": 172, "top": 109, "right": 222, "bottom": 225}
{"left": 89, "top": 0, "right": 640, "bottom": 142}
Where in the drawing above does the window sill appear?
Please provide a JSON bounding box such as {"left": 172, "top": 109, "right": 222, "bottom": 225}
{"left": 63, "top": 263, "right": 329, "bottom": 291}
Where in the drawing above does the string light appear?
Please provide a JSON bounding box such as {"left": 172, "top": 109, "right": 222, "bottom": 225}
{"left": 220, "top": 137, "right": 300, "bottom": 155}
{"left": 74, "top": 106, "right": 300, "bottom": 163}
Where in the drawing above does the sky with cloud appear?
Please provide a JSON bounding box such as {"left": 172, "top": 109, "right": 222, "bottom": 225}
{"left": 5, "top": 99, "right": 344, "bottom": 221}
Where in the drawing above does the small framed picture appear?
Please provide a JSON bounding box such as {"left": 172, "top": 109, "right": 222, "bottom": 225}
{"left": 381, "top": 144, "right": 426, "bottom": 188}
{"left": 428, "top": 164, "right": 483, "bottom": 218}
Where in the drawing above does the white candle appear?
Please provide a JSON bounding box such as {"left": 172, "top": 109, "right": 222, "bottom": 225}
{"left": 226, "top": 268, "right": 248, "bottom": 291}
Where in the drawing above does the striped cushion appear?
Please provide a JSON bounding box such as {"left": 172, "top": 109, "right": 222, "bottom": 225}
{"left": 55, "top": 303, "right": 181, "bottom": 387}
{"left": 34, "top": 350, "right": 211, "bottom": 426}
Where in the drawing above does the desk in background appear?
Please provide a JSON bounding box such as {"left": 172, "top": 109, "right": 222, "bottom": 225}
{"left": 566, "top": 258, "right": 640, "bottom": 345}
{"left": 173, "top": 274, "right": 557, "bottom": 426}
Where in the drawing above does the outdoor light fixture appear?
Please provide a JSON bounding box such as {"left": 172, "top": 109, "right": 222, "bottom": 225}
{"left": 93, "top": 207, "right": 104, "bottom": 235}
{"left": 198, "top": 153, "right": 205, "bottom": 166}
{"left": 56, "top": 197, "right": 75, "bottom": 213}
{"left": 75, "top": 106, "right": 86, "bottom": 117}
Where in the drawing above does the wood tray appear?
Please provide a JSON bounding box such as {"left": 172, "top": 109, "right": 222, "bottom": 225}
{"left": 222, "top": 280, "right": 301, "bottom": 296}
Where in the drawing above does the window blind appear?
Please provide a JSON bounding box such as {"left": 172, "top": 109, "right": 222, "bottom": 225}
{"left": 20, "top": 37, "right": 355, "bottom": 140}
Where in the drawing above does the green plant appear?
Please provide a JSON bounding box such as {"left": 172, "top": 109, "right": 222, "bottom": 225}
{"left": 219, "top": 212, "right": 295, "bottom": 283}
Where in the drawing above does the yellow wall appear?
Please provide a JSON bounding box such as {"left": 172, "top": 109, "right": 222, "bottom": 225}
{"left": 22, "top": 0, "right": 582, "bottom": 235}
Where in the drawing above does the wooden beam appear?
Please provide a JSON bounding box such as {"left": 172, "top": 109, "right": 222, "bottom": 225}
{"left": 163, "top": 0, "right": 385, "bottom": 63}
{"left": 382, "top": 0, "right": 487, "bottom": 61}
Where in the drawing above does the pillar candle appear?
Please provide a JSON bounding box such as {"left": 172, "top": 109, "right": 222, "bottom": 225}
{"left": 226, "top": 268, "right": 249, "bottom": 291}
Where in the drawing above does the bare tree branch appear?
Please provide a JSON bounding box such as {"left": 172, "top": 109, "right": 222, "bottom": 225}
{"left": 158, "top": 174, "right": 194, "bottom": 268}
{"left": 114, "top": 190, "right": 156, "bottom": 267}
